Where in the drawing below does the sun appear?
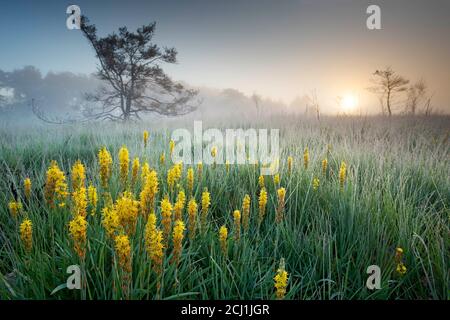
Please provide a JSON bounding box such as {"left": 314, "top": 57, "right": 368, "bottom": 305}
{"left": 341, "top": 94, "right": 358, "bottom": 112}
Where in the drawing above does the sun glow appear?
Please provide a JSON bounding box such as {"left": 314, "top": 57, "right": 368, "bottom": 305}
{"left": 341, "top": 94, "right": 358, "bottom": 112}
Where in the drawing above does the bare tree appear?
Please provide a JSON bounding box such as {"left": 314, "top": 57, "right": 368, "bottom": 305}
{"left": 368, "top": 67, "right": 409, "bottom": 116}
{"left": 405, "top": 79, "right": 427, "bottom": 114}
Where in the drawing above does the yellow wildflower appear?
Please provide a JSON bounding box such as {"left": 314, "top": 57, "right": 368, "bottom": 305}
{"left": 118, "top": 146, "right": 130, "bottom": 188}
{"left": 174, "top": 190, "right": 186, "bottom": 221}
{"left": 187, "top": 197, "right": 198, "bottom": 240}
{"left": 140, "top": 170, "right": 159, "bottom": 217}
{"left": 276, "top": 187, "right": 286, "bottom": 223}
{"left": 233, "top": 210, "right": 241, "bottom": 241}
{"left": 242, "top": 194, "right": 251, "bottom": 231}
{"left": 72, "top": 187, "right": 87, "bottom": 217}
{"left": 258, "top": 175, "right": 265, "bottom": 189}
{"left": 114, "top": 234, "right": 131, "bottom": 273}
{"left": 169, "top": 139, "right": 175, "bottom": 157}
{"left": 20, "top": 218, "right": 33, "bottom": 253}
{"left": 274, "top": 259, "right": 288, "bottom": 299}
{"left": 273, "top": 174, "right": 280, "bottom": 186}
{"left": 98, "top": 147, "right": 113, "bottom": 189}
{"left": 219, "top": 225, "right": 228, "bottom": 256}
{"left": 313, "top": 177, "right": 320, "bottom": 191}
{"left": 339, "top": 161, "right": 347, "bottom": 190}
{"left": 9, "top": 200, "right": 22, "bottom": 219}
{"left": 24, "top": 178, "right": 32, "bottom": 200}
{"left": 160, "top": 196, "right": 173, "bottom": 244}
{"left": 322, "top": 158, "right": 328, "bottom": 176}
{"left": 102, "top": 205, "right": 120, "bottom": 238}
{"left": 141, "top": 161, "right": 150, "bottom": 183}
{"left": 160, "top": 152, "right": 165, "bottom": 165}
{"left": 287, "top": 156, "right": 293, "bottom": 174}
{"left": 171, "top": 220, "right": 185, "bottom": 265}
{"left": 143, "top": 130, "right": 149, "bottom": 147}
{"left": 145, "top": 212, "right": 164, "bottom": 274}
{"left": 201, "top": 188, "right": 211, "bottom": 233}
{"left": 131, "top": 157, "right": 140, "bottom": 187}
{"left": 44, "top": 160, "right": 68, "bottom": 208}
{"left": 69, "top": 214, "right": 87, "bottom": 259}
{"left": 116, "top": 191, "right": 139, "bottom": 235}
{"left": 258, "top": 187, "right": 268, "bottom": 225}
{"left": 303, "top": 147, "right": 309, "bottom": 169}
{"left": 187, "top": 167, "right": 194, "bottom": 195}
{"left": 71, "top": 160, "right": 85, "bottom": 191}
{"left": 197, "top": 162, "right": 203, "bottom": 180}
{"left": 87, "top": 184, "right": 98, "bottom": 215}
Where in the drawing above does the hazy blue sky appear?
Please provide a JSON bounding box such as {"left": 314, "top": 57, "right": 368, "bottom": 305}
{"left": 0, "top": 0, "right": 449, "bottom": 112}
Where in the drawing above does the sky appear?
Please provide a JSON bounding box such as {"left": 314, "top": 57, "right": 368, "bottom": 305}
{"left": 0, "top": 0, "right": 449, "bottom": 113}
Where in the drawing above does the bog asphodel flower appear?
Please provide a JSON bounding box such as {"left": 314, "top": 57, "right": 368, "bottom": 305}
{"left": 169, "top": 139, "right": 175, "bottom": 157}
{"left": 71, "top": 160, "right": 85, "bottom": 191}
{"left": 131, "top": 157, "right": 140, "bottom": 187}
{"left": 174, "top": 190, "right": 186, "bottom": 221}
{"left": 171, "top": 220, "right": 185, "bottom": 265}
{"left": 201, "top": 188, "right": 211, "bottom": 233}
{"left": 322, "top": 158, "right": 328, "bottom": 176}
{"left": 242, "top": 194, "right": 251, "bottom": 231}
{"left": 24, "top": 178, "right": 32, "bottom": 200}
{"left": 395, "top": 247, "right": 407, "bottom": 275}
{"left": 102, "top": 205, "right": 120, "bottom": 238}
{"left": 9, "top": 200, "right": 22, "bottom": 219}
{"left": 167, "top": 163, "right": 182, "bottom": 190}
{"left": 274, "top": 258, "right": 288, "bottom": 300}
{"left": 287, "top": 156, "right": 293, "bottom": 174}
{"left": 87, "top": 184, "right": 98, "bottom": 215}
{"left": 143, "top": 130, "right": 149, "bottom": 148}
{"left": 303, "top": 147, "right": 309, "bottom": 169}
{"left": 313, "top": 177, "right": 320, "bottom": 191}
{"left": 187, "top": 197, "right": 198, "bottom": 240}
{"left": 20, "top": 218, "right": 33, "bottom": 253}
{"left": 44, "top": 160, "right": 68, "bottom": 208}
{"left": 118, "top": 146, "right": 130, "bottom": 188}
{"left": 187, "top": 167, "right": 194, "bottom": 195}
{"left": 116, "top": 191, "right": 139, "bottom": 235}
{"left": 273, "top": 174, "right": 280, "bottom": 186}
{"left": 72, "top": 187, "right": 87, "bottom": 217}
{"left": 141, "top": 161, "right": 150, "bottom": 183}
{"left": 69, "top": 214, "right": 87, "bottom": 259}
{"left": 98, "top": 147, "right": 113, "bottom": 189}
{"left": 115, "top": 234, "right": 132, "bottom": 273}
{"left": 145, "top": 212, "right": 164, "bottom": 274}
{"left": 160, "top": 195, "right": 173, "bottom": 244}
{"left": 219, "top": 225, "right": 228, "bottom": 256}
{"left": 211, "top": 146, "right": 217, "bottom": 158}
{"left": 233, "top": 210, "right": 241, "bottom": 241}
{"left": 258, "top": 187, "right": 268, "bottom": 225}
{"left": 258, "top": 175, "right": 265, "bottom": 189}
{"left": 140, "top": 170, "right": 159, "bottom": 217}
{"left": 339, "top": 161, "right": 347, "bottom": 190}
{"left": 276, "top": 187, "right": 286, "bottom": 223}
{"left": 160, "top": 152, "right": 165, "bottom": 165}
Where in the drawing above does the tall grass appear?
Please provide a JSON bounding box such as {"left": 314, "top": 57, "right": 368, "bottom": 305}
{"left": 0, "top": 115, "right": 448, "bottom": 299}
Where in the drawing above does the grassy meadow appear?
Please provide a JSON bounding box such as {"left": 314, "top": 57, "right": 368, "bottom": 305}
{"left": 0, "top": 115, "right": 449, "bottom": 300}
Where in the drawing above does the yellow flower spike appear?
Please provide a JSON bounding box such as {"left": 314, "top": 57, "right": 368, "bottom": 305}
{"left": 44, "top": 160, "right": 68, "bottom": 208}
{"left": 69, "top": 214, "right": 87, "bottom": 259}
{"left": 8, "top": 200, "right": 23, "bottom": 219}
{"left": 169, "top": 139, "right": 175, "bottom": 157}
{"left": 171, "top": 220, "right": 185, "bottom": 266}
{"left": 24, "top": 178, "right": 32, "bottom": 200}
{"left": 187, "top": 197, "right": 198, "bottom": 241}
{"left": 131, "top": 157, "right": 140, "bottom": 187}
{"left": 258, "top": 175, "right": 265, "bottom": 189}
{"left": 71, "top": 160, "right": 85, "bottom": 191}
{"left": 102, "top": 205, "right": 120, "bottom": 239}
{"left": 201, "top": 188, "right": 211, "bottom": 233}
{"left": 313, "top": 177, "right": 320, "bottom": 191}
{"left": 115, "top": 191, "right": 139, "bottom": 235}
{"left": 20, "top": 218, "right": 33, "bottom": 253}
{"left": 225, "top": 160, "right": 230, "bottom": 173}
{"left": 114, "top": 234, "right": 132, "bottom": 274}
{"left": 72, "top": 187, "right": 87, "bottom": 217}
{"left": 141, "top": 161, "right": 150, "bottom": 184}
{"left": 273, "top": 174, "right": 280, "bottom": 186}
{"left": 258, "top": 187, "right": 268, "bottom": 225}
{"left": 140, "top": 170, "right": 159, "bottom": 218}
{"left": 174, "top": 190, "right": 186, "bottom": 221}
{"left": 322, "top": 158, "right": 328, "bottom": 176}
{"left": 287, "top": 156, "right": 293, "bottom": 174}
{"left": 197, "top": 162, "right": 203, "bottom": 181}
{"left": 187, "top": 167, "right": 194, "bottom": 196}
{"left": 276, "top": 187, "right": 286, "bottom": 223}
{"left": 211, "top": 146, "right": 217, "bottom": 158}
{"left": 339, "top": 161, "right": 347, "bottom": 191}
{"left": 98, "top": 147, "right": 113, "bottom": 189}
{"left": 145, "top": 212, "right": 165, "bottom": 274}
{"left": 160, "top": 152, "right": 165, "bottom": 165}
{"left": 274, "top": 258, "right": 288, "bottom": 300}
{"left": 160, "top": 195, "right": 173, "bottom": 245}
{"left": 303, "top": 147, "right": 309, "bottom": 169}
{"left": 143, "top": 130, "right": 149, "bottom": 148}
{"left": 87, "top": 184, "right": 98, "bottom": 215}
{"left": 118, "top": 146, "right": 130, "bottom": 188}
{"left": 242, "top": 194, "right": 251, "bottom": 232}
{"left": 219, "top": 225, "right": 228, "bottom": 256}
{"left": 233, "top": 210, "right": 241, "bottom": 241}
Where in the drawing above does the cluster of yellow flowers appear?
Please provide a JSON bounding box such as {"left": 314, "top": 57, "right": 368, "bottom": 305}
{"left": 219, "top": 225, "right": 228, "bottom": 256}
{"left": 274, "top": 259, "right": 289, "bottom": 299}
{"left": 71, "top": 160, "right": 86, "bottom": 191}
{"left": 395, "top": 247, "right": 407, "bottom": 275}
{"left": 140, "top": 169, "right": 159, "bottom": 217}
{"left": 8, "top": 200, "right": 22, "bottom": 219}
{"left": 258, "top": 187, "right": 268, "bottom": 225}
{"left": 118, "top": 146, "right": 130, "bottom": 188}
{"left": 303, "top": 147, "right": 309, "bottom": 169}
{"left": 188, "top": 197, "right": 198, "bottom": 240}
{"left": 171, "top": 220, "right": 185, "bottom": 265}
{"left": 115, "top": 234, "right": 132, "bottom": 273}
{"left": 116, "top": 191, "right": 139, "bottom": 235}
{"left": 339, "top": 161, "right": 347, "bottom": 190}
{"left": 160, "top": 196, "right": 173, "bottom": 244}
{"left": 19, "top": 218, "right": 33, "bottom": 253}
{"left": 98, "top": 147, "right": 113, "bottom": 189}
{"left": 276, "top": 187, "right": 286, "bottom": 223}
{"left": 242, "top": 194, "right": 251, "bottom": 231}
{"left": 201, "top": 189, "right": 211, "bottom": 233}
{"left": 174, "top": 190, "right": 186, "bottom": 221}
{"left": 145, "top": 212, "right": 165, "bottom": 274}
{"left": 167, "top": 163, "right": 182, "bottom": 190}
{"left": 44, "top": 160, "right": 68, "bottom": 208}
{"left": 143, "top": 130, "right": 149, "bottom": 148}
{"left": 131, "top": 157, "right": 140, "bottom": 187}
{"left": 24, "top": 178, "right": 32, "bottom": 200}
{"left": 68, "top": 214, "right": 87, "bottom": 259}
